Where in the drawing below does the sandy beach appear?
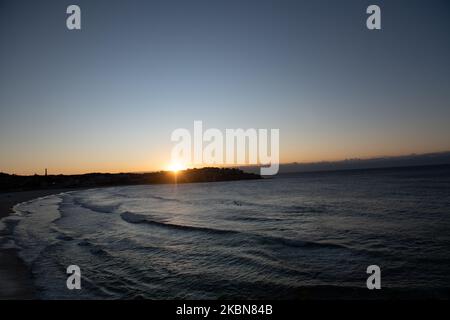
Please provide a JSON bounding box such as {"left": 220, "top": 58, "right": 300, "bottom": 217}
{"left": 0, "top": 189, "right": 77, "bottom": 299}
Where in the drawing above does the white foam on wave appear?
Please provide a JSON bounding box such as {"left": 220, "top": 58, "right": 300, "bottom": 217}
{"left": 0, "top": 211, "right": 24, "bottom": 249}
{"left": 12, "top": 194, "right": 65, "bottom": 264}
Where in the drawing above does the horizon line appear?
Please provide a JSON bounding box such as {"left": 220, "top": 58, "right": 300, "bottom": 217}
{"left": 2, "top": 150, "right": 450, "bottom": 176}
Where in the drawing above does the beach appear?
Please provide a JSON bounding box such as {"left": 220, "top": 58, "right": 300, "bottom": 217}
{"left": 0, "top": 189, "right": 75, "bottom": 299}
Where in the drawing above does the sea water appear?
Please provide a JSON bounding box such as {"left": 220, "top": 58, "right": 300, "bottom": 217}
{"left": 2, "top": 165, "right": 450, "bottom": 299}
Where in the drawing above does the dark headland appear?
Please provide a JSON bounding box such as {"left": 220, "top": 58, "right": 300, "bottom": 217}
{"left": 0, "top": 167, "right": 261, "bottom": 193}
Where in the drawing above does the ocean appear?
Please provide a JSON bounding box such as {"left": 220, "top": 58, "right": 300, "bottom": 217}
{"left": 1, "top": 165, "right": 450, "bottom": 299}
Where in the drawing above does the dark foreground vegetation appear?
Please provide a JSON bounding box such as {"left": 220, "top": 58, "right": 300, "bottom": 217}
{"left": 0, "top": 168, "right": 261, "bottom": 192}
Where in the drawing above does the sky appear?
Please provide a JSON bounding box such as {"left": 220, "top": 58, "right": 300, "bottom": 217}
{"left": 1, "top": 0, "right": 449, "bottom": 174}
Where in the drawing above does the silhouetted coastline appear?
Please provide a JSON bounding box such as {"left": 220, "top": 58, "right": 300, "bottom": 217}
{"left": 0, "top": 167, "right": 261, "bottom": 193}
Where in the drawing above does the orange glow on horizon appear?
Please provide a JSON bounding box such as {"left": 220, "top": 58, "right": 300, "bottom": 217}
{"left": 166, "top": 162, "right": 187, "bottom": 173}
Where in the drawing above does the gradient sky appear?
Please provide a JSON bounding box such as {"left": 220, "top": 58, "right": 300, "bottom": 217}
{"left": 1, "top": 0, "right": 450, "bottom": 174}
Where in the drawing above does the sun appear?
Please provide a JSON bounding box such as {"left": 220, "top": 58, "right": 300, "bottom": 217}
{"left": 167, "top": 162, "right": 186, "bottom": 173}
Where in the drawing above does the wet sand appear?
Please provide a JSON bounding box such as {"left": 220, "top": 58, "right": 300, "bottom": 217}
{"left": 0, "top": 189, "right": 76, "bottom": 299}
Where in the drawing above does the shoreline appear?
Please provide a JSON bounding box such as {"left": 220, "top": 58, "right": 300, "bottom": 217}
{"left": 0, "top": 176, "right": 260, "bottom": 300}
{"left": 0, "top": 189, "right": 78, "bottom": 300}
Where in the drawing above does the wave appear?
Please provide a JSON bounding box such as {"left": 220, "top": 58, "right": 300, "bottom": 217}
{"left": 119, "top": 211, "right": 349, "bottom": 252}
{"left": 256, "top": 235, "right": 347, "bottom": 250}
{"left": 120, "top": 211, "right": 238, "bottom": 235}
{"left": 71, "top": 196, "right": 121, "bottom": 214}
{"left": 220, "top": 199, "right": 327, "bottom": 215}
{"left": 148, "top": 195, "right": 187, "bottom": 203}
{"left": 281, "top": 205, "right": 327, "bottom": 214}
